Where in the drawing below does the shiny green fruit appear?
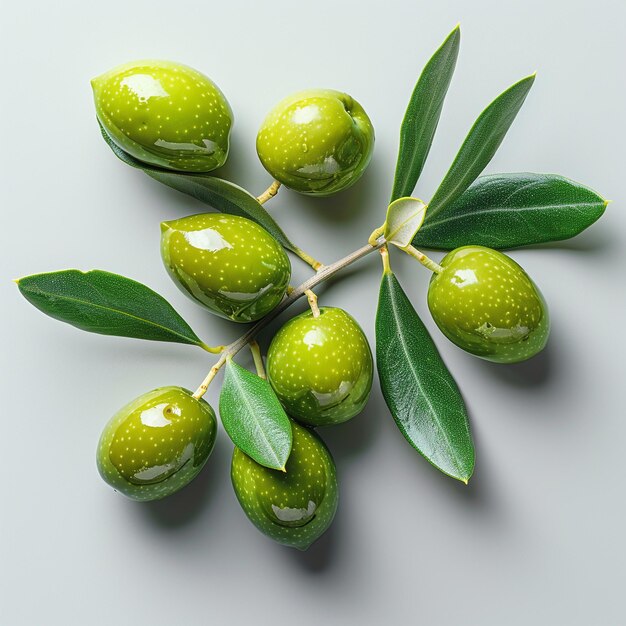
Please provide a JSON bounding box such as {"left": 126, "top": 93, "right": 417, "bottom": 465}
{"left": 256, "top": 89, "right": 374, "bottom": 196}
{"left": 161, "top": 213, "right": 291, "bottom": 323}
{"left": 92, "top": 60, "right": 232, "bottom": 172}
{"left": 267, "top": 307, "right": 373, "bottom": 426}
{"left": 428, "top": 246, "right": 550, "bottom": 363}
{"left": 97, "top": 386, "right": 217, "bottom": 501}
{"left": 231, "top": 420, "right": 338, "bottom": 550}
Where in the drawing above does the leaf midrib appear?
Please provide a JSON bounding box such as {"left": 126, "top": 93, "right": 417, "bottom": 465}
{"left": 226, "top": 364, "right": 284, "bottom": 468}
{"left": 385, "top": 276, "right": 465, "bottom": 475}
{"left": 20, "top": 283, "right": 197, "bottom": 345}
{"left": 420, "top": 200, "right": 598, "bottom": 231}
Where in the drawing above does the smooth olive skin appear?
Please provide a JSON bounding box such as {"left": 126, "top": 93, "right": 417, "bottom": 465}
{"left": 231, "top": 421, "right": 338, "bottom": 550}
{"left": 267, "top": 307, "right": 373, "bottom": 426}
{"left": 97, "top": 387, "right": 217, "bottom": 501}
{"left": 161, "top": 213, "right": 291, "bottom": 323}
{"left": 256, "top": 89, "right": 374, "bottom": 196}
{"left": 428, "top": 246, "right": 550, "bottom": 363}
{"left": 92, "top": 60, "right": 232, "bottom": 172}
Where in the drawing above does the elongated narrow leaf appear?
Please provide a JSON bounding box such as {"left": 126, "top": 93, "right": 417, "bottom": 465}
{"left": 376, "top": 270, "right": 474, "bottom": 482}
{"left": 98, "top": 123, "right": 298, "bottom": 253}
{"left": 17, "top": 270, "right": 206, "bottom": 347}
{"left": 219, "top": 359, "right": 292, "bottom": 470}
{"left": 391, "top": 25, "right": 461, "bottom": 201}
{"left": 428, "top": 74, "right": 535, "bottom": 218}
{"left": 384, "top": 197, "right": 428, "bottom": 248}
{"left": 414, "top": 172, "right": 608, "bottom": 249}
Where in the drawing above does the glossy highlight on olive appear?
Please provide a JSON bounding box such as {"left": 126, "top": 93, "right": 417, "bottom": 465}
{"left": 97, "top": 386, "right": 217, "bottom": 501}
{"left": 92, "top": 59, "right": 233, "bottom": 172}
{"left": 231, "top": 420, "right": 338, "bottom": 550}
{"left": 161, "top": 213, "right": 291, "bottom": 323}
{"left": 256, "top": 89, "right": 374, "bottom": 196}
{"left": 267, "top": 307, "right": 373, "bottom": 425}
{"left": 427, "top": 246, "right": 550, "bottom": 363}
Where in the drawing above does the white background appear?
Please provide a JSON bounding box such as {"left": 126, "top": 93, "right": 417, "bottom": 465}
{"left": 1, "top": 1, "right": 624, "bottom": 624}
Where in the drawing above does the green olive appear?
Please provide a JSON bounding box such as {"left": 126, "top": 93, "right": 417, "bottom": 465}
{"left": 427, "top": 246, "right": 550, "bottom": 363}
{"left": 266, "top": 307, "right": 373, "bottom": 426}
{"left": 256, "top": 89, "right": 374, "bottom": 196}
{"left": 161, "top": 213, "right": 291, "bottom": 323}
{"left": 97, "top": 386, "right": 217, "bottom": 501}
{"left": 92, "top": 60, "right": 232, "bottom": 172}
{"left": 231, "top": 420, "right": 338, "bottom": 550}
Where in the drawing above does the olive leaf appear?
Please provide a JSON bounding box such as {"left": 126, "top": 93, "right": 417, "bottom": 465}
{"left": 427, "top": 74, "right": 535, "bottom": 218}
{"left": 383, "top": 197, "right": 428, "bottom": 248}
{"left": 219, "top": 359, "right": 293, "bottom": 471}
{"left": 390, "top": 24, "right": 461, "bottom": 202}
{"left": 17, "top": 270, "right": 207, "bottom": 348}
{"left": 414, "top": 172, "right": 608, "bottom": 250}
{"left": 376, "top": 270, "right": 474, "bottom": 482}
{"left": 98, "top": 122, "right": 299, "bottom": 253}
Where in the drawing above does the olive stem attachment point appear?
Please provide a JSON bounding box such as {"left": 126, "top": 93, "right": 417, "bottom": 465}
{"left": 305, "top": 289, "right": 320, "bottom": 317}
{"left": 380, "top": 245, "right": 391, "bottom": 274}
{"left": 256, "top": 180, "right": 281, "bottom": 205}
{"left": 192, "top": 236, "right": 385, "bottom": 399}
{"left": 249, "top": 340, "right": 266, "bottom": 379}
{"left": 403, "top": 244, "right": 444, "bottom": 274}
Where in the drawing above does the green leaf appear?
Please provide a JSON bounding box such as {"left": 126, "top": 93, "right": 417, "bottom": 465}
{"left": 219, "top": 359, "right": 293, "bottom": 470}
{"left": 427, "top": 74, "right": 535, "bottom": 218}
{"left": 391, "top": 25, "right": 461, "bottom": 202}
{"left": 413, "top": 172, "right": 608, "bottom": 250}
{"left": 375, "top": 270, "right": 474, "bottom": 482}
{"left": 384, "top": 197, "right": 428, "bottom": 248}
{"left": 98, "top": 122, "right": 298, "bottom": 253}
{"left": 17, "top": 270, "right": 206, "bottom": 347}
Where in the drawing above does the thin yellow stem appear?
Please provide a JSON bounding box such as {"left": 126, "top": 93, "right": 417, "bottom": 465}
{"left": 304, "top": 289, "right": 320, "bottom": 317}
{"left": 369, "top": 224, "right": 385, "bottom": 246}
{"left": 199, "top": 342, "right": 225, "bottom": 354}
{"left": 402, "top": 244, "right": 443, "bottom": 274}
{"left": 256, "top": 180, "right": 281, "bottom": 204}
{"left": 380, "top": 245, "right": 391, "bottom": 274}
{"left": 249, "top": 340, "right": 266, "bottom": 379}
{"left": 294, "top": 247, "right": 324, "bottom": 271}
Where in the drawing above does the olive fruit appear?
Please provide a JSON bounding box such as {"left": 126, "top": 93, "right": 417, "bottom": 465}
{"left": 161, "top": 213, "right": 291, "bottom": 323}
{"left": 97, "top": 386, "right": 217, "bottom": 501}
{"left": 267, "top": 307, "right": 373, "bottom": 426}
{"left": 427, "top": 246, "right": 550, "bottom": 363}
{"left": 256, "top": 89, "right": 374, "bottom": 196}
{"left": 92, "top": 60, "right": 232, "bottom": 172}
{"left": 231, "top": 420, "right": 338, "bottom": 550}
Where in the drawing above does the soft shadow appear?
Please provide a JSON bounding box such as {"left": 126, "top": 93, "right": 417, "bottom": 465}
{"left": 139, "top": 438, "right": 228, "bottom": 529}
{"left": 287, "top": 497, "right": 340, "bottom": 573}
{"left": 320, "top": 386, "right": 384, "bottom": 461}
{"left": 290, "top": 164, "right": 384, "bottom": 225}
{"left": 477, "top": 340, "right": 553, "bottom": 388}
{"left": 520, "top": 223, "right": 616, "bottom": 254}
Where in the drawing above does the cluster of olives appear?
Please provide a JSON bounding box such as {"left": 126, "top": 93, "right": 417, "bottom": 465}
{"left": 91, "top": 59, "right": 548, "bottom": 550}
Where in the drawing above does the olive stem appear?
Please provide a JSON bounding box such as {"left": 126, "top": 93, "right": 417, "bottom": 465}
{"left": 199, "top": 342, "right": 226, "bottom": 354}
{"left": 294, "top": 247, "right": 324, "bottom": 271}
{"left": 304, "top": 289, "right": 320, "bottom": 317}
{"left": 403, "top": 244, "right": 444, "bottom": 274}
{"left": 368, "top": 224, "right": 385, "bottom": 246}
{"left": 192, "top": 236, "right": 386, "bottom": 398}
{"left": 380, "top": 245, "right": 391, "bottom": 274}
{"left": 249, "top": 340, "right": 266, "bottom": 379}
{"left": 256, "top": 180, "right": 281, "bottom": 204}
